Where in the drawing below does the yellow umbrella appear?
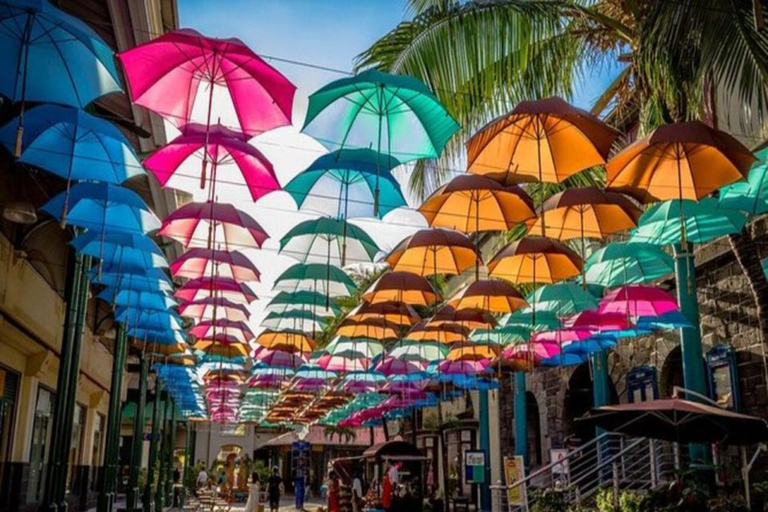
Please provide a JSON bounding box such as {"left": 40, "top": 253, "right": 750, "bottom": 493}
{"left": 447, "top": 279, "right": 528, "bottom": 314}
{"left": 255, "top": 330, "right": 316, "bottom": 353}
{"left": 407, "top": 321, "right": 469, "bottom": 344}
{"left": 336, "top": 318, "right": 401, "bottom": 341}
{"left": 447, "top": 341, "right": 501, "bottom": 361}
{"left": 361, "top": 271, "right": 439, "bottom": 306}
{"left": 346, "top": 301, "right": 420, "bottom": 327}
{"left": 488, "top": 236, "right": 582, "bottom": 284}
{"left": 386, "top": 228, "right": 481, "bottom": 277}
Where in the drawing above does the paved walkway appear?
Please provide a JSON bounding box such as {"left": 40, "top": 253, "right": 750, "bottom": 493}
{"left": 228, "top": 495, "right": 326, "bottom": 511}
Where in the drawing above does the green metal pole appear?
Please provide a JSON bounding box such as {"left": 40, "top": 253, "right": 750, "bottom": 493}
{"left": 513, "top": 372, "right": 528, "bottom": 466}
{"left": 143, "top": 379, "right": 162, "bottom": 512}
{"left": 478, "top": 391, "right": 491, "bottom": 511}
{"left": 126, "top": 356, "right": 148, "bottom": 511}
{"left": 154, "top": 389, "right": 169, "bottom": 511}
{"left": 592, "top": 350, "right": 611, "bottom": 477}
{"left": 98, "top": 324, "right": 128, "bottom": 512}
{"left": 39, "top": 251, "right": 84, "bottom": 512}
{"left": 673, "top": 244, "right": 710, "bottom": 464}
{"left": 166, "top": 401, "right": 177, "bottom": 505}
{"left": 181, "top": 422, "right": 192, "bottom": 505}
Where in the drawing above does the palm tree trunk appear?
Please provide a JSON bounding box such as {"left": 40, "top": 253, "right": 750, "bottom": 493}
{"left": 728, "top": 230, "right": 768, "bottom": 343}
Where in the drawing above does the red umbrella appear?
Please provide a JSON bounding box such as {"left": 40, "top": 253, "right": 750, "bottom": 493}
{"left": 159, "top": 201, "right": 268, "bottom": 249}
{"left": 171, "top": 248, "right": 260, "bottom": 282}
{"left": 175, "top": 277, "right": 257, "bottom": 304}
{"left": 563, "top": 310, "right": 634, "bottom": 332}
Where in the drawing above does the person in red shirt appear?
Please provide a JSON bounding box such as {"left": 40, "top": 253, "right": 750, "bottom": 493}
{"left": 381, "top": 471, "right": 392, "bottom": 511}
{"left": 327, "top": 471, "right": 340, "bottom": 512}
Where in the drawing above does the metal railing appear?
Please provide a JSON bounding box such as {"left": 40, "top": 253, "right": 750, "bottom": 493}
{"left": 492, "top": 433, "right": 677, "bottom": 512}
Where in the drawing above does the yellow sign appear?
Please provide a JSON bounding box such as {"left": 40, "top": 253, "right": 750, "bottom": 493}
{"left": 503, "top": 456, "right": 527, "bottom": 509}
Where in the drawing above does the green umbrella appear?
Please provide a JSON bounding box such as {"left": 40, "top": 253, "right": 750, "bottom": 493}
{"left": 525, "top": 283, "right": 599, "bottom": 316}
{"left": 324, "top": 336, "right": 384, "bottom": 359}
{"left": 262, "top": 310, "right": 329, "bottom": 332}
{"left": 285, "top": 148, "right": 406, "bottom": 219}
{"left": 388, "top": 340, "right": 448, "bottom": 362}
{"left": 471, "top": 325, "right": 532, "bottom": 345}
{"left": 584, "top": 242, "right": 675, "bottom": 287}
{"left": 719, "top": 148, "right": 768, "bottom": 214}
{"left": 274, "top": 263, "right": 357, "bottom": 297}
{"left": 630, "top": 198, "right": 747, "bottom": 246}
{"left": 266, "top": 290, "right": 341, "bottom": 317}
{"left": 303, "top": 69, "right": 460, "bottom": 214}
{"left": 280, "top": 217, "right": 379, "bottom": 267}
{"left": 502, "top": 309, "right": 561, "bottom": 332}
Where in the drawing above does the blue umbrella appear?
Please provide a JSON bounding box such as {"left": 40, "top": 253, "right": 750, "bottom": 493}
{"left": 42, "top": 182, "right": 160, "bottom": 232}
{"left": 72, "top": 231, "right": 167, "bottom": 272}
{"left": 129, "top": 328, "right": 186, "bottom": 345}
{"left": 563, "top": 338, "right": 616, "bottom": 357}
{"left": 0, "top": 105, "right": 142, "bottom": 182}
{"left": 541, "top": 353, "right": 588, "bottom": 367}
{"left": 89, "top": 266, "right": 172, "bottom": 293}
{"left": 0, "top": 1, "right": 121, "bottom": 106}
{"left": 117, "top": 308, "right": 183, "bottom": 331}
{"left": 636, "top": 310, "right": 693, "bottom": 330}
{"left": 100, "top": 289, "right": 177, "bottom": 311}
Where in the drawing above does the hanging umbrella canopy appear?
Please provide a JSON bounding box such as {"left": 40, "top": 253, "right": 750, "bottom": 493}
{"left": 279, "top": 218, "right": 379, "bottom": 266}
{"left": 317, "top": 354, "right": 370, "bottom": 372}
{"left": 197, "top": 342, "right": 249, "bottom": 359}
{"left": 325, "top": 337, "right": 385, "bottom": 359}
{"left": 407, "top": 321, "right": 469, "bottom": 344}
{"left": 606, "top": 121, "right": 755, "bottom": 203}
{"left": 419, "top": 175, "right": 535, "bottom": 233}
{"left": 135, "top": 341, "right": 189, "bottom": 357}
{"left": 103, "top": 289, "right": 176, "bottom": 312}
{"left": 274, "top": 263, "right": 357, "bottom": 297}
{"left": 285, "top": 148, "right": 406, "bottom": 219}
{"left": 159, "top": 201, "right": 268, "bottom": 249}
{"left": 1, "top": 105, "right": 142, "bottom": 182}
{"left": 532, "top": 328, "right": 593, "bottom": 345}
{"left": 636, "top": 310, "right": 693, "bottom": 331}
{"left": 72, "top": 231, "right": 167, "bottom": 272}
{"left": 488, "top": 236, "right": 582, "bottom": 284}
{"left": 346, "top": 302, "right": 420, "bottom": 326}
{"left": 254, "top": 349, "right": 306, "bottom": 369}
{"left": 718, "top": 148, "right": 768, "bottom": 215}
{"left": 388, "top": 340, "right": 448, "bottom": 363}
{"left": 119, "top": 308, "right": 183, "bottom": 330}
{"left": 448, "top": 279, "right": 528, "bottom": 314}
{"left": 303, "top": 69, "right": 459, "bottom": 163}
{"left": 541, "top": 352, "right": 589, "bottom": 367}
{"left": 174, "top": 277, "right": 257, "bottom": 304}
{"left": 192, "top": 333, "right": 244, "bottom": 350}
{"left": 336, "top": 318, "right": 402, "bottom": 341}
{"left": 466, "top": 97, "right": 618, "bottom": 184}
{"left": 472, "top": 325, "right": 532, "bottom": 345}
{"left": 598, "top": 285, "right": 679, "bottom": 318}
{"left": 526, "top": 283, "right": 599, "bottom": 316}
{"left": 90, "top": 266, "right": 172, "bottom": 293}
{"left": 583, "top": 398, "right": 768, "bottom": 445}
{"left": 42, "top": 182, "right": 160, "bottom": 233}
{"left": 563, "top": 310, "right": 634, "bottom": 332}
{"left": 189, "top": 320, "right": 254, "bottom": 343}
{"left": 255, "top": 330, "right": 317, "bottom": 354}
{"left": 144, "top": 124, "right": 279, "bottom": 201}
{"left": 436, "top": 359, "right": 490, "bottom": 375}
{"left": 527, "top": 187, "right": 641, "bottom": 240}
{"left": 178, "top": 297, "right": 250, "bottom": 322}
{"left": 584, "top": 242, "right": 675, "bottom": 287}
{"left": 266, "top": 290, "right": 341, "bottom": 317}
{"left": 362, "top": 271, "right": 439, "bottom": 306}
{"left": 171, "top": 248, "right": 260, "bottom": 282}
{"left": 374, "top": 356, "right": 427, "bottom": 376}
{"left": 0, "top": 1, "right": 121, "bottom": 108}
{"left": 630, "top": 198, "right": 747, "bottom": 246}
{"left": 447, "top": 341, "right": 500, "bottom": 361}
{"left": 502, "top": 309, "right": 562, "bottom": 331}
{"left": 386, "top": 228, "right": 481, "bottom": 276}
{"left": 119, "top": 28, "right": 295, "bottom": 137}
{"left": 262, "top": 310, "right": 328, "bottom": 332}
{"left": 430, "top": 306, "right": 496, "bottom": 330}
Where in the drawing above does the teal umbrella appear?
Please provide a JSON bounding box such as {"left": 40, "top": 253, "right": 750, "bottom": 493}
{"left": 285, "top": 148, "right": 406, "bottom": 219}
{"left": 501, "top": 309, "right": 561, "bottom": 332}
{"left": 324, "top": 336, "right": 385, "bottom": 359}
{"left": 719, "top": 148, "right": 768, "bottom": 214}
{"left": 262, "top": 310, "right": 329, "bottom": 332}
{"left": 584, "top": 242, "right": 675, "bottom": 287}
{"left": 471, "top": 325, "right": 532, "bottom": 345}
{"left": 630, "top": 198, "right": 747, "bottom": 246}
{"left": 279, "top": 217, "right": 379, "bottom": 267}
{"left": 525, "top": 283, "right": 599, "bottom": 316}
{"left": 303, "top": 69, "right": 460, "bottom": 213}
{"left": 266, "top": 290, "right": 341, "bottom": 317}
{"left": 274, "top": 263, "right": 357, "bottom": 297}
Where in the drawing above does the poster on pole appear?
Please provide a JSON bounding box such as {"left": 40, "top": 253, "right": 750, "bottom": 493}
{"left": 464, "top": 450, "right": 486, "bottom": 484}
{"left": 503, "top": 456, "right": 527, "bottom": 511}
{"left": 550, "top": 449, "right": 569, "bottom": 483}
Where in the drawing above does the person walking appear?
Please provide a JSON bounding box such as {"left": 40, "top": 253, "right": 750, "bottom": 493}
{"left": 327, "top": 470, "right": 340, "bottom": 512}
{"left": 244, "top": 471, "right": 261, "bottom": 512}
{"left": 196, "top": 467, "right": 209, "bottom": 490}
{"left": 267, "top": 466, "right": 283, "bottom": 512}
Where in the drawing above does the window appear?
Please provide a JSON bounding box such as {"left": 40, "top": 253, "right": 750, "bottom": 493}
{"left": 66, "top": 404, "right": 86, "bottom": 494}
{"left": 28, "top": 387, "right": 55, "bottom": 502}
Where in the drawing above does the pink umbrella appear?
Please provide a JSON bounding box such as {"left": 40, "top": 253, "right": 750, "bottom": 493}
{"left": 598, "top": 285, "right": 679, "bottom": 318}
{"left": 375, "top": 356, "right": 426, "bottom": 376}
{"left": 317, "top": 354, "right": 370, "bottom": 372}
{"left": 246, "top": 375, "right": 282, "bottom": 389}
{"left": 341, "top": 380, "right": 379, "bottom": 394}
{"left": 563, "top": 310, "right": 634, "bottom": 332}
{"left": 532, "top": 329, "right": 593, "bottom": 344}
{"left": 175, "top": 277, "right": 257, "bottom": 304}
{"left": 179, "top": 297, "right": 250, "bottom": 322}
{"left": 145, "top": 124, "right": 280, "bottom": 201}
{"left": 171, "top": 248, "right": 260, "bottom": 282}
{"left": 436, "top": 359, "right": 490, "bottom": 375}
{"left": 255, "top": 349, "right": 306, "bottom": 369}
{"left": 500, "top": 343, "right": 559, "bottom": 363}
{"left": 159, "top": 201, "right": 268, "bottom": 249}
{"left": 381, "top": 379, "right": 427, "bottom": 395}
{"left": 193, "top": 333, "right": 242, "bottom": 346}
{"left": 118, "top": 29, "right": 295, "bottom": 138}
{"left": 189, "top": 320, "right": 255, "bottom": 343}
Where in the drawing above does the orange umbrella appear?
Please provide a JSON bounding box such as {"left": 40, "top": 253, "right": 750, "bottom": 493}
{"left": 447, "top": 341, "right": 501, "bottom": 361}
{"left": 447, "top": 279, "right": 528, "bottom": 314}
{"left": 197, "top": 342, "right": 249, "bottom": 358}
{"left": 488, "top": 236, "right": 582, "bottom": 284}
{"left": 134, "top": 341, "right": 188, "bottom": 357}
{"left": 191, "top": 334, "right": 243, "bottom": 351}
{"left": 362, "top": 271, "right": 439, "bottom": 306}
{"left": 419, "top": 175, "right": 535, "bottom": 232}
{"left": 606, "top": 121, "right": 755, "bottom": 203}
{"left": 255, "top": 330, "right": 316, "bottom": 353}
{"left": 407, "top": 321, "right": 469, "bottom": 344}
{"left": 430, "top": 306, "right": 497, "bottom": 330}
{"left": 347, "top": 301, "right": 420, "bottom": 327}
{"left": 336, "top": 318, "right": 401, "bottom": 340}
{"left": 467, "top": 97, "right": 618, "bottom": 184}
{"left": 386, "top": 228, "right": 481, "bottom": 277}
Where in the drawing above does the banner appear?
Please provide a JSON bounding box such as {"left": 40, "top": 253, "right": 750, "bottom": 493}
{"left": 503, "top": 456, "right": 527, "bottom": 510}
{"left": 464, "top": 450, "right": 486, "bottom": 484}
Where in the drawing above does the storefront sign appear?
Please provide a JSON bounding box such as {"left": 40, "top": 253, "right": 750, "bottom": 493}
{"left": 503, "top": 456, "right": 527, "bottom": 510}
{"left": 464, "top": 450, "right": 486, "bottom": 484}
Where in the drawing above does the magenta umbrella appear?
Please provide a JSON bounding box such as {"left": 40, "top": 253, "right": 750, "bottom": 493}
{"left": 179, "top": 297, "right": 250, "bottom": 322}
{"left": 598, "top": 285, "right": 679, "bottom": 318}
{"left": 502, "top": 342, "right": 560, "bottom": 361}
{"left": 375, "top": 356, "right": 426, "bottom": 376}
{"left": 381, "top": 379, "right": 427, "bottom": 395}
{"left": 159, "top": 201, "right": 268, "bottom": 249}
{"left": 171, "top": 248, "right": 260, "bottom": 282}
{"left": 563, "top": 310, "right": 634, "bottom": 332}
{"left": 436, "top": 359, "right": 491, "bottom": 375}
{"left": 189, "top": 320, "right": 254, "bottom": 343}
{"left": 532, "top": 329, "right": 593, "bottom": 344}
{"left": 317, "top": 354, "right": 370, "bottom": 372}
{"left": 145, "top": 124, "right": 280, "bottom": 201}
{"left": 118, "top": 28, "right": 295, "bottom": 138}
{"left": 254, "top": 349, "right": 306, "bottom": 369}
{"left": 175, "top": 277, "right": 257, "bottom": 304}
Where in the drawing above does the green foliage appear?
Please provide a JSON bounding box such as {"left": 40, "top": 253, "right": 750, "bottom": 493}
{"left": 528, "top": 488, "right": 569, "bottom": 512}
{"left": 595, "top": 488, "right": 616, "bottom": 512}
{"left": 618, "top": 491, "right": 648, "bottom": 512}
{"left": 323, "top": 425, "right": 358, "bottom": 443}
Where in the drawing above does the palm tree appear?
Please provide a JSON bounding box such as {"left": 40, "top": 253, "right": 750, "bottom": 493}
{"left": 359, "top": 0, "right": 768, "bottom": 342}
